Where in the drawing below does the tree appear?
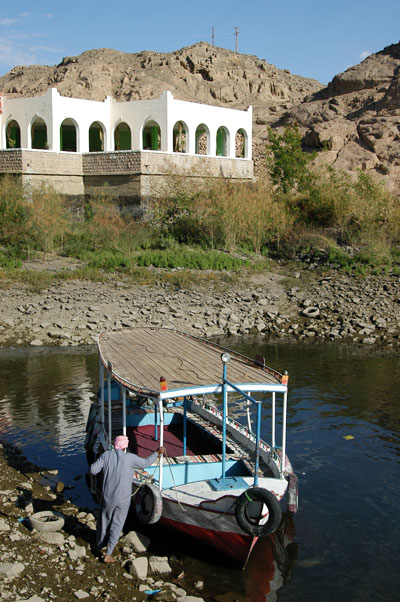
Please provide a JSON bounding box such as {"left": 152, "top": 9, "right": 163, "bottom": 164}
{"left": 266, "top": 125, "right": 316, "bottom": 194}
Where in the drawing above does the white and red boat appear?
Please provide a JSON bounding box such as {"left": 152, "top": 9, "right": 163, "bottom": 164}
{"left": 85, "top": 327, "right": 298, "bottom": 566}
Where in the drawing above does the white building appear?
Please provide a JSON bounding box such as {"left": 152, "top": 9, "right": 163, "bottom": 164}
{"left": 0, "top": 88, "right": 253, "bottom": 213}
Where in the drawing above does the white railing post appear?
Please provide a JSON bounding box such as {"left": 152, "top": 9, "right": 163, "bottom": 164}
{"left": 158, "top": 398, "right": 164, "bottom": 490}
{"left": 281, "top": 391, "right": 287, "bottom": 473}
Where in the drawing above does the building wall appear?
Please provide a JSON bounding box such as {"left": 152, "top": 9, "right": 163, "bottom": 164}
{"left": 0, "top": 148, "right": 253, "bottom": 211}
{"left": 0, "top": 88, "right": 252, "bottom": 158}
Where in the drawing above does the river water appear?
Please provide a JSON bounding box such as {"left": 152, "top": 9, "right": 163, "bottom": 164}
{"left": 0, "top": 338, "right": 399, "bottom": 602}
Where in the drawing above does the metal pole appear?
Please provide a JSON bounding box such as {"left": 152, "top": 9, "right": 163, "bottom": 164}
{"left": 281, "top": 391, "right": 287, "bottom": 473}
{"left": 254, "top": 402, "right": 261, "bottom": 486}
{"left": 155, "top": 402, "right": 158, "bottom": 441}
{"left": 246, "top": 395, "right": 252, "bottom": 432}
{"left": 99, "top": 361, "right": 104, "bottom": 428}
{"left": 272, "top": 392, "right": 276, "bottom": 448}
{"left": 222, "top": 363, "right": 227, "bottom": 478}
{"left": 107, "top": 369, "right": 112, "bottom": 445}
{"left": 158, "top": 398, "right": 164, "bottom": 490}
{"left": 122, "top": 388, "right": 126, "bottom": 436}
{"left": 183, "top": 396, "right": 187, "bottom": 456}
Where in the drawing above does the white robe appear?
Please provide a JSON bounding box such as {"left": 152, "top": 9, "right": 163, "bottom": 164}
{"left": 90, "top": 448, "right": 157, "bottom": 555}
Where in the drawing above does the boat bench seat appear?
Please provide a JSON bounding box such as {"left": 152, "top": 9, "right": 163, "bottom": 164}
{"left": 164, "top": 453, "right": 242, "bottom": 465}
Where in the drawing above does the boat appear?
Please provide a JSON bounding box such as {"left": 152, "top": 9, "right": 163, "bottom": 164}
{"left": 85, "top": 327, "right": 298, "bottom": 566}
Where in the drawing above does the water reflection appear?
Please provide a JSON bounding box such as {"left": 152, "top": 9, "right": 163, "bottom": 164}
{"left": 244, "top": 513, "right": 297, "bottom": 602}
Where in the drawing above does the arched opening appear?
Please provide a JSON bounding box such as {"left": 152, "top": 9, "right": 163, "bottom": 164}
{"left": 60, "top": 118, "right": 77, "bottom": 152}
{"left": 31, "top": 118, "right": 48, "bottom": 150}
{"left": 235, "top": 128, "right": 247, "bottom": 158}
{"left": 216, "top": 126, "right": 229, "bottom": 157}
{"left": 173, "top": 121, "right": 188, "bottom": 153}
{"left": 142, "top": 120, "right": 161, "bottom": 151}
{"left": 195, "top": 124, "right": 209, "bottom": 155}
{"left": 89, "top": 121, "right": 105, "bottom": 152}
{"left": 114, "top": 122, "right": 131, "bottom": 150}
{"left": 6, "top": 120, "right": 21, "bottom": 148}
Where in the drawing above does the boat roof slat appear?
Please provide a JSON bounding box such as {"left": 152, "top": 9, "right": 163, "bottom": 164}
{"left": 98, "top": 328, "right": 281, "bottom": 395}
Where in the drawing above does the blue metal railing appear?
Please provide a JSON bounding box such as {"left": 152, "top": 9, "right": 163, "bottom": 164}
{"left": 222, "top": 375, "right": 262, "bottom": 486}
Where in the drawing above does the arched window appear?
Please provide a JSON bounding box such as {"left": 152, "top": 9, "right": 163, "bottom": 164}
{"left": 31, "top": 117, "right": 48, "bottom": 150}
{"left": 216, "top": 126, "right": 229, "bottom": 157}
{"left": 60, "top": 118, "right": 78, "bottom": 152}
{"left": 114, "top": 122, "right": 131, "bottom": 150}
{"left": 235, "top": 128, "right": 247, "bottom": 158}
{"left": 89, "top": 121, "right": 105, "bottom": 152}
{"left": 195, "top": 124, "right": 209, "bottom": 155}
{"left": 173, "top": 121, "right": 188, "bottom": 153}
{"left": 6, "top": 120, "right": 21, "bottom": 149}
{"left": 142, "top": 120, "right": 161, "bottom": 151}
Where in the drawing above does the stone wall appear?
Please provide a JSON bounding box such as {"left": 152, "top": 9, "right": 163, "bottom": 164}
{"left": 0, "top": 149, "right": 253, "bottom": 214}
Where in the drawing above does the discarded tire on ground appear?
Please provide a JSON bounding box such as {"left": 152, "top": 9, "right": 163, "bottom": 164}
{"left": 301, "top": 306, "right": 320, "bottom": 318}
{"left": 29, "top": 510, "right": 65, "bottom": 532}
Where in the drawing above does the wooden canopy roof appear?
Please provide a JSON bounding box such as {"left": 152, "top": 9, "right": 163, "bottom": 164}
{"left": 98, "top": 328, "right": 283, "bottom": 397}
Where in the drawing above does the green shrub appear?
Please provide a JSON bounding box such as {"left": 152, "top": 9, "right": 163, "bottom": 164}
{"left": 0, "top": 249, "right": 23, "bottom": 269}
{"left": 135, "top": 248, "right": 246, "bottom": 270}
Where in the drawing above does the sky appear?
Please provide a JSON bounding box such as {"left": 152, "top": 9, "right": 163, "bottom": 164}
{"left": 0, "top": 0, "right": 398, "bottom": 85}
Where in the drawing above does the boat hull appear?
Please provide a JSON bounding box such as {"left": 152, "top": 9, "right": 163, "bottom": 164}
{"left": 158, "top": 514, "right": 257, "bottom": 567}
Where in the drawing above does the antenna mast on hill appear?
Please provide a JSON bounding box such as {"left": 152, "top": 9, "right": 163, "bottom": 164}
{"left": 212, "top": 26, "right": 215, "bottom": 46}
{"left": 234, "top": 26, "right": 239, "bottom": 53}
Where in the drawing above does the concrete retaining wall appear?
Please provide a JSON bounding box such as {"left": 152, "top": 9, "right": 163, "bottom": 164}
{"left": 0, "top": 148, "right": 253, "bottom": 214}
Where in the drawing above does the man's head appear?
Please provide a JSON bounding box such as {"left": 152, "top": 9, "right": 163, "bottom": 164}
{"left": 113, "top": 435, "right": 129, "bottom": 450}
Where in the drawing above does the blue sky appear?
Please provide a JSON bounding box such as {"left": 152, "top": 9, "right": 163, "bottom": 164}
{"left": 0, "top": 0, "right": 398, "bottom": 85}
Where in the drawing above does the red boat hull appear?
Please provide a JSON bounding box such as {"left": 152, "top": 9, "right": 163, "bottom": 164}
{"left": 158, "top": 514, "right": 257, "bottom": 567}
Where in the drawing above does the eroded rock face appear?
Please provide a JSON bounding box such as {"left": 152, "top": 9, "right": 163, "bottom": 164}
{"left": 279, "top": 42, "right": 400, "bottom": 193}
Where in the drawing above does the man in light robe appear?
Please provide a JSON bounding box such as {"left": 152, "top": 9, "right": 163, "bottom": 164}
{"left": 90, "top": 435, "right": 165, "bottom": 563}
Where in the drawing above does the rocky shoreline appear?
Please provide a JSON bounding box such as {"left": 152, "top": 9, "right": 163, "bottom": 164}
{"left": 0, "top": 261, "right": 399, "bottom": 351}
{"left": 0, "top": 440, "right": 215, "bottom": 602}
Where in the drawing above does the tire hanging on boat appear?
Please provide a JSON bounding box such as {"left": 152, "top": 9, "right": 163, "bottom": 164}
{"left": 134, "top": 483, "right": 163, "bottom": 524}
{"left": 234, "top": 487, "right": 282, "bottom": 537}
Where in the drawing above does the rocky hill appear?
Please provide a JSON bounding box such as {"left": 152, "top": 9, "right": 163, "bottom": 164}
{"left": 279, "top": 42, "right": 400, "bottom": 193}
{"left": 1, "top": 41, "right": 400, "bottom": 192}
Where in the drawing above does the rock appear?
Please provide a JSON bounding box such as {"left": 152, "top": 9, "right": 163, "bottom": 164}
{"left": 177, "top": 597, "right": 206, "bottom": 602}
{"left": 120, "top": 530, "right": 150, "bottom": 553}
{"left": 73, "top": 591, "right": 90, "bottom": 600}
{"left": 129, "top": 556, "right": 148, "bottom": 580}
{"left": 285, "top": 42, "right": 400, "bottom": 193}
{"left": 0, "top": 518, "right": 10, "bottom": 531}
{"left": 149, "top": 555, "right": 172, "bottom": 575}
{"left": 68, "top": 545, "right": 87, "bottom": 560}
{"left": 55, "top": 481, "right": 65, "bottom": 493}
{"left": 37, "top": 531, "right": 65, "bottom": 544}
{"left": 0, "top": 562, "right": 25, "bottom": 579}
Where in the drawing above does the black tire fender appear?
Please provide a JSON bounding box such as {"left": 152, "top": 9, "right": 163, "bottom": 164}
{"left": 134, "top": 483, "right": 163, "bottom": 525}
{"left": 234, "top": 487, "right": 282, "bottom": 537}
